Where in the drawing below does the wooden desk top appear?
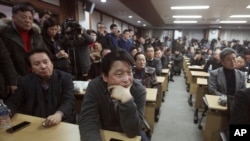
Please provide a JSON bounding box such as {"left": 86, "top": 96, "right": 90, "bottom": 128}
{"left": 0, "top": 114, "right": 141, "bottom": 141}
{"left": 0, "top": 113, "right": 80, "bottom": 141}
{"left": 188, "top": 65, "right": 204, "bottom": 70}
{"left": 156, "top": 76, "right": 165, "bottom": 83}
{"left": 190, "top": 71, "right": 209, "bottom": 77}
{"left": 146, "top": 88, "right": 157, "bottom": 102}
{"left": 162, "top": 69, "right": 169, "bottom": 74}
{"left": 197, "top": 78, "right": 208, "bottom": 85}
{"left": 205, "top": 95, "right": 227, "bottom": 111}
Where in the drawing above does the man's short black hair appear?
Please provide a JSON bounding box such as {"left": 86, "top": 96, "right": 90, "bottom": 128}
{"left": 86, "top": 29, "right": 97, "bottom": 35}
{"left": 122, "top": 29, "right": 129, "bottom": 34}
{"left": 27, "top": 48, "right": 52, "bottom": 67}
{"left": 110, "top": 24, "right": 117, "bottom": 30}
{"left": 101, "top": 49, "right": 134, "bottom": 76}
{"left": 12, "top": 2, "right": 35, "bottom": 15}
{"left": 134, "top": 52, "right": 144, "bottom": 61}
{"left": 145, "top": 45, "right": 154, "bottom": 51}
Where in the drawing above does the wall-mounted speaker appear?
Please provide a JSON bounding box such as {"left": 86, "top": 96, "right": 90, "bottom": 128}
{"left": 83, "top": 0, "right": 95, "bottom": 14}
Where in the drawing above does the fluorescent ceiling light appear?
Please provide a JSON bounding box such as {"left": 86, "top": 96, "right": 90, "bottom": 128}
{"left": 101, "top": 0, "right": 106, "bottom": 2}
{"left": 137, "top": 21, "right": 141, "bottom": 23}
{"left": 230, "top": 15, "right": 250, "bottom": 18}
{"left": 220, "top": 21, "right": 247, "bottom": 23}
{"left": 247, "top": 5, "right": 250, "bottom": 8}
{"left": 171, "top": 6, "right": 209, "bottom": 10}
{"left": 173, "top": 15, "right": 202, "bottom": 18}
{"left": 142, "top": 24, "right": 147, "bottom": 27}
{"left": 174, "top": 21, "right": 197, "bottom": 23}
{"left": 128, "top": 15, "right": 132, "bottom": 18}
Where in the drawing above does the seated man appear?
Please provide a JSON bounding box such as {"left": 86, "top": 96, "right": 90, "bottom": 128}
{"left": 133, "top": 52, "right": 157, "bottom": 88}
{"left": 208, "top": 48, "right": 246, "bottom": 96}
{"left": 190, "top": 50, "right": 206, "bottom": 66}
{"left": 203, "top": 47, "right": 222, "bottom": 72}
{"left": 145, "top": 45, "right": 162, "bottom": 75}
{"left": 79, "top": 49, "right": 148, "bottom": 141}
{"left": 6, "top": 48, "right": 76, "bottom": 127}
{"left": 235, "top": 54, "right": 247, "bottom": 72}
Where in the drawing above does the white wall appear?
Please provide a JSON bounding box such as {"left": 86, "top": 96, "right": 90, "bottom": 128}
{"left": 78, "top": 1, "right": 90, "bottom": 30}
{"left": 102, "top": 15, "right": 112, "bottom": 33}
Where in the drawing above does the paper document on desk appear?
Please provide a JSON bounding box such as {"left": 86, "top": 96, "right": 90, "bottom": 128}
{"left": 73, "top": 81, "right": 89, "bottom": 92}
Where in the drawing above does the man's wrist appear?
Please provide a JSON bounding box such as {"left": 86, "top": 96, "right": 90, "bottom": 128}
{"left": 121, "top": 93, "right": 132, "bottom": 103}
{"left": 55, "top": 111, "right": 64, "bottom": 118}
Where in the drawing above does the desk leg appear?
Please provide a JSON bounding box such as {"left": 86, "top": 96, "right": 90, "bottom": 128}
{"left": 145, "top": 103, "right": 156, "bottom": 135}
{"left": 203, "top": 110, "right": 227, "bottom": 141}
{"left": 194, "top": 108, "right": 199, "bottom": 124}
{"left": 193, "top": 85, "right": 205, "bottom": 123}
{"left": 155, "top": 85, "right": 162, "bottom": 122}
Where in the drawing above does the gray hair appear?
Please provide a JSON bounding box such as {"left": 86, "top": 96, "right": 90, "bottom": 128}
{"left": 219, "top": 48, "right": 237, "bottom": 61}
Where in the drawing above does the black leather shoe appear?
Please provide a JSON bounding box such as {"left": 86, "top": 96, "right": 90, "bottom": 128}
{"left": 170, "top": 79, "right": 174, "bottom": 82}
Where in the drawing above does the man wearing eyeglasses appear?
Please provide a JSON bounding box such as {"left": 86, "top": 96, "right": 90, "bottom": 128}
{"left": 96, "top": 21, "right": 112, "bottom": 49}
{"left": 0, "top": 2, "right": 46, "bottom": 77}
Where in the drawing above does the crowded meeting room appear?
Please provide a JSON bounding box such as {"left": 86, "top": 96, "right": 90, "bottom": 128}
{"left": 0, "top": 0, "right": 250, "bottom": 141}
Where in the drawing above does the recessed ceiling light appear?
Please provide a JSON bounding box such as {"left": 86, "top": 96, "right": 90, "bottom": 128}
{"left": 171, "top": 6, "right": 209, "bottom": 10}
{"left": 101, "top": 0, "right": 106, "bottom": 2}
{"left": 173, "top": 15, "right": 202, "bottom": 18}
{"left": 137, "top": 21, "right": 141, "bottom": 23}
{"left": 230, "top": 15, "right": 250, "bottom": 18}
{"left": 128, "top": 15, "right": 132, "bottom": 18}
{"left": 142, "top": 24, "right": 146, "bottom": 26}
{"left": 174, "top": 21, "right": 197, "bottom": 23}
{"left": 220, "top": 21, "right": 247, "bottom": 23}
{"left": 247, "top": 5, "right": 250, "bottom": 8}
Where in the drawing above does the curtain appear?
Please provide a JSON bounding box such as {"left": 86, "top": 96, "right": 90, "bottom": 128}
{"left": 219, "top": 29, "right": 250, "bottom": 44}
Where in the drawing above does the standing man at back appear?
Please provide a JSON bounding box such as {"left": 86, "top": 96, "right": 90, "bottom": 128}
{"left": 0, "top": 2, "right": 45, "bottom": 76}
{"left": 118, "top": 29, "right": 133, "bottom": 52}
{"left": 96, "top": 22, "right": 112, "bottom": 49}
{"left": 107, "top": 23, "right": 119, "bottom": 48}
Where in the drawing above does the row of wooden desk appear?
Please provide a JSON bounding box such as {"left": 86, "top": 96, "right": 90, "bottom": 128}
{"left": 0, "top": 113, "right": 141, "bottom": 141}
{"left": 183, "top": 58, "right": 225, "bottom": 141}
{"left": 183, "top": 58, "right": 250, "bottom": 141}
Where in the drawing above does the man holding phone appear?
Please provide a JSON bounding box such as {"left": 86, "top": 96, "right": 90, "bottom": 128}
{"left": 79, "top": 49, "right": 148, "bottom": 141}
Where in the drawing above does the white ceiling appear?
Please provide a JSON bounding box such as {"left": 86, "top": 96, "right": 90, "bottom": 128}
{"left": 89, "top": 0, "right": 250, "bottom": 29}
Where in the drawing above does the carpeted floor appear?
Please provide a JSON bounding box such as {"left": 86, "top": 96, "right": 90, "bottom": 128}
{"left": 151, "top": 73, "right": 203, "bottom": 141}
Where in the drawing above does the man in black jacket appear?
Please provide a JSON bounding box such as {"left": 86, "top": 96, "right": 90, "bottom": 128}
{"left": 79, "top": 49, "right": 148, "bottom": 141}
{"left": 6, "top": 48, "right": 75, "bottom": 126}
{"left": 0, "top": 2, "right": 46, "bottom": 77}
{"left": 96, "top": 21, "right": 113, "bottom": 49}
{"left": 145, "top": 45, "right": 162, "bottom": 75}
{"left": 0, "top": 38, "right": 17, "bottom": 100}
